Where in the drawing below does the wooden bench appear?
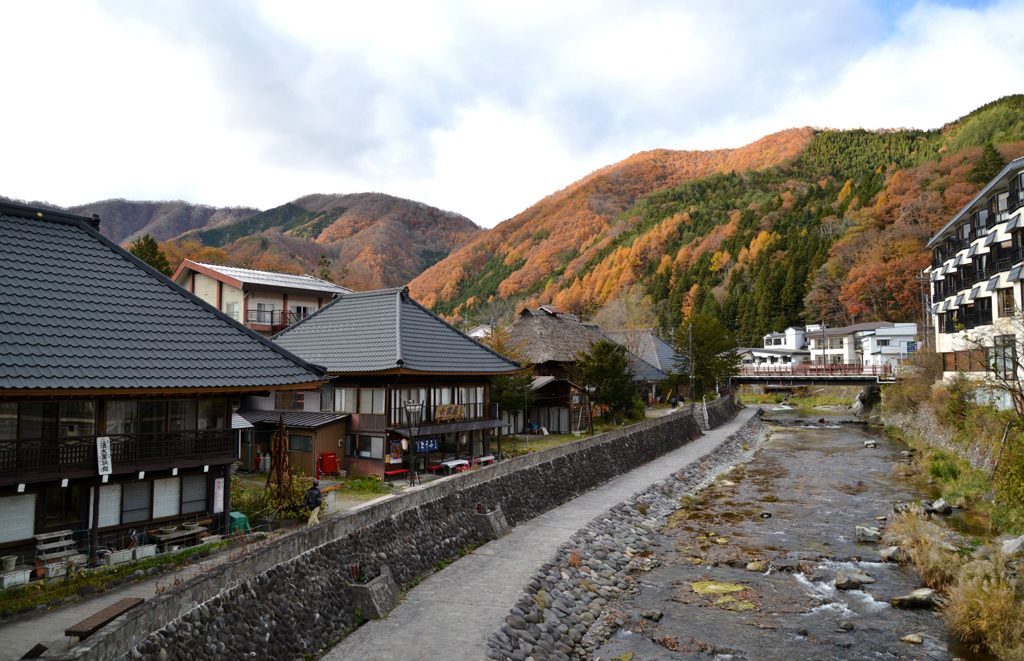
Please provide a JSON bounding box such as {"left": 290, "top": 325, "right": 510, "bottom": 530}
{"left": 384, "top": 469, "right": 409, "bottom": 482}
{"left": 65, "top": 597, "right": 144, "bottom": 640}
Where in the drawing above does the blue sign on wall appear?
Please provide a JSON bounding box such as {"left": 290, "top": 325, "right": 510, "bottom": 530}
{"left": 415, "top": 437, "right": 439, "bottom": 453}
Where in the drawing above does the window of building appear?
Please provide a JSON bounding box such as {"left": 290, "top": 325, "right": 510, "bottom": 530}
{"left": 106, "top": 401, "right": 138, "bottom": 435}
{"left": 829, "top": 338, "right": 844, "bottom": 349}
{"left": 334, "top": 388, "right": 357, "bottom": 413}
{"left": 225, "top": 301, "right": 239, "bottom": 320}
{"left": 44, "top": 484, "right": 81, "bottom": 524}
{"left": 289, "top": 435, "right": 313, "bottom": 452}
{"left": 277, "top": 391, "right": 305, "bottom": 411}
{"left": 877, "top": 339, "right": 890, "bottom": 347}
{"left": 320, "top": 387, "right": 333, "bottom": 412}
{"left": 998, "top": 288, "right": 1016, "bottom": 317}
{"left": 289, "top": 305, "right": 314, "bottom": 320}
{"left": 139, "top": 401, "right": 168, "bottom": 434}
{"left": 0, "top": 402, "right": 16, "bottom": 441}
{"left": 20, "top": 402, "right": 58, "bottom": 439}
{"left": 359, "top": 389, "right": 385, "bottom": 414}
{"left": 352, "top": 435, "right": 384, "bottom": 459}
{"left": 993, "top": 335, "right": 1017, "bottom": 380}
{"left": 181, "top": 474, "right": 207, "bottom": 514}
{"left": 59, "top": 402, "right": 96, "bottom": 437}
{"left": 122, "top": 481, "right": 153, "bottom": 524}
{"left": 256, "top": 302, "right": 274, "bottom": 324}
{"left": 169, "top": 401, "right": 198, "bottom": 431}
{"left": 198, "top": 399, "right": 226, "bottom": 429}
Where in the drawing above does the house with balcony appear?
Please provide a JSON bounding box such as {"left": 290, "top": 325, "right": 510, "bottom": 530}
{"left": 268, "top": 288, "right": 521, "bottom": 479}
{"left": 171, "top": 260, "right": 354, "bottom": 337}
{"left": 805, "top": 321, "right": 915, "bottom": 368}
{"left": 928, "top": 156, "right": 1024, "bottom": 408}
{"left": 0, "top": 201, "right": 327, "bottom": 563}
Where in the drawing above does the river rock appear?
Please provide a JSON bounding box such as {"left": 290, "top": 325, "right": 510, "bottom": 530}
{"left": 746, "top": 561, "right": 767, "bottom": 572}
{"left": 879, "top": 546, "right": 909, "bottom": 564}
{"left": 839, "top": 621, "right": 854, "bottom": 631}
{"left": 863, "top": 440, "right": 877, "bottom": 448}
{"left": 856, "top": 526, "right": 882, "bottom": 542}
{"left": 641, "top": 609, "right": 663, "bottom": 622}
{"left": 1002, "top": 533, "right": 1024, "bottom": 557}
{"left": 892, "top": 588, "right": 944, "bottom": 609}
{"left": 835, "top": 571, "right": 876, "bottom": 590}
{"left": 900, "top": 633, "right": 923, "bottom": 644}
{"left": 930, "top": 498, "right": 952, "bottom": 514}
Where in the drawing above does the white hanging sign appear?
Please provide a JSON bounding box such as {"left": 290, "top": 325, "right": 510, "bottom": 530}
{"left": 96, "top": 437, "right": 113, "bottom": 476}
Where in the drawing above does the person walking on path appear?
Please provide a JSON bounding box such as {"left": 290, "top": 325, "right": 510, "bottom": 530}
{"left": 303, "top": 480, "right": 322, "bottom": 526}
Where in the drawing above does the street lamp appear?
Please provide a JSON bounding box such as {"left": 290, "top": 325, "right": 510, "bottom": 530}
{"left": 403, "top": 400, "right": 423, "bottom": 487}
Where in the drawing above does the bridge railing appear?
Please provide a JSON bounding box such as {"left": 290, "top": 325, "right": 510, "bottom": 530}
{"left": 738, "top": 363, "right": 893, "bottom": 377}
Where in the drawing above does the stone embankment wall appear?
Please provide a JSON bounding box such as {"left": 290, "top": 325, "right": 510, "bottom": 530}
{"left": 486, "top": 412, "right": 767, "bottom": 660}
{"left": 882, "top": 403, "right": 994, "bottom": 471}
{"left": 57, "top": 394, "right": 736, "bottom": 661}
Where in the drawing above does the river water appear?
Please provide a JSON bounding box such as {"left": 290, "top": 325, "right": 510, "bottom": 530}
{"left": 592, "top": 409, "right": 991, "bottom": 661}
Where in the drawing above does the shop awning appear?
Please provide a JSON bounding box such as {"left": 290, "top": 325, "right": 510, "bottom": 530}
{"left": 394, "top": 418, "right": 510, "bottom": 437}
{"left": 237, "top": 410, "right": 349, "bottom": 430}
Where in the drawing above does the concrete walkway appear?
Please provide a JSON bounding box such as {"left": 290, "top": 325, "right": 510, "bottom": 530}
{"left": 324, "top": 407, "right": 757, "bottom": 661}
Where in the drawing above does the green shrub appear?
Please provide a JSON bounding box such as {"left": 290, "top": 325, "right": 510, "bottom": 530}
{"left": 930, "top": 459, "right": 960, "bottom": 482}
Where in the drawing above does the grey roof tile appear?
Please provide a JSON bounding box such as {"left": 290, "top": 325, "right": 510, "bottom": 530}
{"left": 0, "top": 206, "right": 326, "bottom": 391}
{"left": 189, "top": 262, "right": 354, "bottom": 295}
{"left": 272, "top": 288, "right": 521, "bottom": 374}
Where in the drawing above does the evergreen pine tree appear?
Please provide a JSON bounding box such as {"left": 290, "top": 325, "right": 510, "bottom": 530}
{"left": 968, "top": 142, "right": 1007, "bottom": 185}
{"left": 128, "top": 234, "right": 172, "bottom": 277}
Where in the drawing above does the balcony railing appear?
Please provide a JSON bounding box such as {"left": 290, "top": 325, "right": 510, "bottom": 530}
{"left": 996, "top": 258, "right": 1014, "bottom": 273}
{"left": 246, "top": 310, "right": 310, "bottom": 328}
{"left": 738, "top": 364, "right": 893, "bottom": 377}
{"left": 388, "top": 402, "right": 498, "bottom": 427}
{"left": 0, "top": 430, "right": 234, "bottom": 479}
{"left": 1009, "top": 189, "right": 1024, "bottom": 214}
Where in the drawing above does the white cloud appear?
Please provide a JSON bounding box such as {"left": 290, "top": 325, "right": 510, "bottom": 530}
{"left": 1, "top": 1, "right": 1021, "bottom": 228}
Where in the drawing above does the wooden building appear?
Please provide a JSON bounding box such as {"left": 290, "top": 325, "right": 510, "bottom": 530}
{"left": 0, "top": 201, "right": 327, "bottom": 562}
{"left": 270, "top": 288, "right": 521, "bottom": 479}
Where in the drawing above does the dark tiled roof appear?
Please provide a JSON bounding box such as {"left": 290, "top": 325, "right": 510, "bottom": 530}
{"left": 237, "top": 410, "right": 348, "bottom": 429}
{"left": 813, "top": 321, "right": 894, "bottom": 337}
{"left": 271, "top": 288, "right": 521, "bottom": 374}
{"left": 0, "top": 204, "right": 327, "bottom": 391}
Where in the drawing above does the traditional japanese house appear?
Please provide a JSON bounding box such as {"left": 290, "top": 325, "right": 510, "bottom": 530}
{"left": 505, "top": 307, "right": 668, "bottom": 427}
{"left": 269, "top": 288, "right": 521, "bottom": 480}
{"left": 0, "top": 201, "right": 327, "bottom": 563}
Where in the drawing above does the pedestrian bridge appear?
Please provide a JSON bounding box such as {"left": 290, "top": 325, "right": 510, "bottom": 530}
{"left": 735, "top": 363, "right": 895, "bottom": 387}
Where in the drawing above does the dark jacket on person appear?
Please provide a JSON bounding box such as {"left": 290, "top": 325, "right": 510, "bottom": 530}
{"left": 303, "top": 485, "right": 322, "bottom": 510}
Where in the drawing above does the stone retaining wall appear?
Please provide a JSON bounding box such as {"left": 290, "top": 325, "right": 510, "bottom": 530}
{"left": 56, "top": 395, "right": 736, "bottom": 661}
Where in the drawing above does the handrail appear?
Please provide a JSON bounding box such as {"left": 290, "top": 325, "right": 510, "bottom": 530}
{"left": 737, "top": 363, "right": 893, "bottom": 377}
{"left": 0, "top": 429, "right": 234, "bottom": 475}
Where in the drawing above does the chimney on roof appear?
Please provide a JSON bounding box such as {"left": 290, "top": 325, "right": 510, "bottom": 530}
{"left": 89, "top": 213, "right": 101, "bottom": 230}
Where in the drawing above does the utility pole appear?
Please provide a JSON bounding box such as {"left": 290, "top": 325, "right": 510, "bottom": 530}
{"left": 688, "top": 322, "right": 694, "bottom": 405}
{"left": 820, "top": 318, "right": 827, "bottom": 370}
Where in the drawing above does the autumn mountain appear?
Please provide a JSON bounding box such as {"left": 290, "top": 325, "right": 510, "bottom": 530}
{"left": 170, "top": 192, "right": 481, "bottom": 291}
{"left": 408, "top": 128, "right": 816, "bottom": 314}
{"left": 410, "top": 96, "right": 1024, "bottom": 346}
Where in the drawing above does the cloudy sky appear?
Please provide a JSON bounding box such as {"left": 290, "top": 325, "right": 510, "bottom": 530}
{"left": 2, "top": 0, "right": 1021, "bottom": 227}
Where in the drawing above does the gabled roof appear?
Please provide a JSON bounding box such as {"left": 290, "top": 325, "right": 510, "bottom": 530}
{"left": 603, "top": 330, "right": 678, "bottom": 373}
{"left": 271, "top": 288, "right": 521, "bottom": 374}
{"left": 927, "top": 156, "right": 1024, "bottom": 248}
{"left": 173, "top": 260, "right": 354, "bottom": 297}
{"left": 0, "top": 201, "right": 327, "bottom": 392}
{"left": 508, "top": 309, "right": 668, "bottom": 382}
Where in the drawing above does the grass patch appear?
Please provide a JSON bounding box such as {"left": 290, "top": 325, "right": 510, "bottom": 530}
{"left": 787, "top": 393, "right": 854, "bottom": 407}
{"left": 943, "top": 555, "right": 1024, "bottom": 658}
{"left": 885, "top": 512, "right": 964, "bottom": 590}
{"left": 738, "top": 393, "right": 785, "bottom": 404}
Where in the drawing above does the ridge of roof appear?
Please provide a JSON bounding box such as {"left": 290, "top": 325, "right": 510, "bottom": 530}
{"left": 0, "top": 200, "right": 101, "bottom": 230}
{"left": 1, "top": 207, "right": 328, "bottom": 388}
{"left": 927, "top": 155, "right": 1024, "bottom": 248}
{"left": 182, "top": 260, "right": 353, "bottom": 293}
{"left": 395, "top": 289, "right": 403, "bottom": 366}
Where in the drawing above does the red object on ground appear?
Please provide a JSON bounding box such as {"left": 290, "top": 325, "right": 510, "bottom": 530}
{"left": 321, "top": 452, "right": 338, "bottom": 475}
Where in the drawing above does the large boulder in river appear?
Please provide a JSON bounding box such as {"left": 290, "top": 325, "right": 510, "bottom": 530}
{"left": 930, "top": 498, "right": 952, "bottom": 514}
{"left": 835, "top": 571, "right": 876, "bottom": 590}
{"left": 1003, "top": 534, "right": 1024, "bottom": 557}
{"left": 892, "top": 588, "right": 945, "bottom": 609}
{"left": 856, "top": 526, "right": 883, "bottom": 542}
{"left": 879, "top": 546, "right": 910, "bottom": 564}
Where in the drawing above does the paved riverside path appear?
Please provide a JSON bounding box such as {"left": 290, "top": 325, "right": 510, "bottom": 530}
{"left": 324, "top": 407, "right": 757, "bottom": 661}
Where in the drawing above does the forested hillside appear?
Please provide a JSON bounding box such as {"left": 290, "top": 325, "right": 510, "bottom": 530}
{"left": 410, "top": 95, "right": 1024, "bottom": 344}
{"left": 166, "top": 192, "right": 480, "bottom": 290}
{"left": 0, "top": 196, "right": 259, "bottom": 245}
